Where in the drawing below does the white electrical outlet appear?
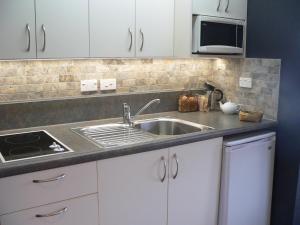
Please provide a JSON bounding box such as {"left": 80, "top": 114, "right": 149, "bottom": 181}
{"left": 100, "top": 79, "right": 116, "bottom": 91}
{"left": 239, "top": 77, "right": 252, "bottom": 88}
{"left": 81, "top": 79, "right": 98, "bottom": 92}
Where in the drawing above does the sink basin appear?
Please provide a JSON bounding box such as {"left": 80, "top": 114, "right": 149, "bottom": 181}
{"left": 72, "top": 117, "right": 213, "bottom": 148}
{"left": 134, "top": 118, "right": 213, "bottom": 136}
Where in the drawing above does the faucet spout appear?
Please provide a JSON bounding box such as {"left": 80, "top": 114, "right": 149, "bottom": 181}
{"left": 134, "top": 99, "right": 161, "bottom": 118}
{"left": 122, "top": 99, "right": 161, "bottom": 126}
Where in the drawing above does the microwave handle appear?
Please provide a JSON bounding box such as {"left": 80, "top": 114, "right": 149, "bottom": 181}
{"left": 198, "top": 46, "right": 243, "bottom": 54}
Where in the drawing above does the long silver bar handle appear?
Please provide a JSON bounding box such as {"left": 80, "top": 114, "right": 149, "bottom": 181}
{"left": 139, "top": 29, "right": 144, "bottom": 51}
{"left": 33, "top": 174, "right": 66, "bottom": 183}
{"left": 128, "top": 28, "right": 133, "bottom": 51}
{"left": 172, "top": 154, "right": 179, "bottom": 179}
{"left": 36, "top": 207, "right": 68, "bottom": 218}
{"left": 42, "top": 24, "right": 46, "bottom": 52}
{"left": 160, "top": 156, "right": 167, "bottom": 183}
{"left": 225, "top": 0, "right": 230, "bottom": 12}
{"left": 217, "top": 0, "right": 221, "bottom": 11}
{"left": 26, "top": 24, "right": 31, "bottom": 52}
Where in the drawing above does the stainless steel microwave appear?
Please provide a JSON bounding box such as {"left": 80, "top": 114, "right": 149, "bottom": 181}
{"left": 192, "top": 15, "right": 246, "bottom": 55}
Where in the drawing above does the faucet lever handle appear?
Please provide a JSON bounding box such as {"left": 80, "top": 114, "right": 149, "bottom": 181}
{"left": 123, "top": 103, "right": 131, "bottom": 124}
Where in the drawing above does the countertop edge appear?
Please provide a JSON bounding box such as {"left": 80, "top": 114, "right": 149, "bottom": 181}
{"left": 0, "top": 120, "right": 277, "bottom": 178}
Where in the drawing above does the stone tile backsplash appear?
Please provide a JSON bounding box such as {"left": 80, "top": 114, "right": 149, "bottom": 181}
{"left": 0, "top": 57, "right": 281, "bottom": 119}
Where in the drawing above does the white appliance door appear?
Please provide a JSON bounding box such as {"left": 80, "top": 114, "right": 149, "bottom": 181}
{"left": 219, "top": 135, "right": 275, "bottom": 225}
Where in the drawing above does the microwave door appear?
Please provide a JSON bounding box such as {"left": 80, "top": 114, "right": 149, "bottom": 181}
{"left": 198, "top": 20, "right": 244, "bottom": 54}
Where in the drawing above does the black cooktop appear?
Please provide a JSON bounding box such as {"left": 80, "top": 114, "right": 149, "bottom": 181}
{"left": 0, "top": 131, "right": 73, "bottom": 163}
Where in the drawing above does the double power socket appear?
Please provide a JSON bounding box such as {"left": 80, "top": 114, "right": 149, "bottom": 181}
{"left": 81, "top": 79, "right": 117, "bottom": 92}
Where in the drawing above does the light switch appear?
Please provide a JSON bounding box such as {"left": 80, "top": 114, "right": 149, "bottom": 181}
{"left": 81, "top": 79, "right": 98, "bottom": 92}
{"left": 239, "top": 77, "right": 252, "bottom": 88}
{"left": 100, "top": 79, "right": 116, "bottom": 91}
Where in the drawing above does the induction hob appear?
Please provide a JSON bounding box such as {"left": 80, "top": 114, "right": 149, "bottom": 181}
{"left": 0, "top": 130, "right": 73, "bottom": 163}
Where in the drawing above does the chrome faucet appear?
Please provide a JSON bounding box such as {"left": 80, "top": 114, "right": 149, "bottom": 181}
{"left": 122, "top": 99, "right": 161, "bottom": 126}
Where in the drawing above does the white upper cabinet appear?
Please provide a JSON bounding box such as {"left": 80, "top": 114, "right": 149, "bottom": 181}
{"left": 35, "top": 0, "right": 89, "bottom": 58}
{"left": 193, "top": 0, "right": 247, "bottom": 20}
{"left": 136, "top": 0, "right": 174, "bottom": 57}
{"left": 0, "top": 0, "right": 36, "bottom": 59}
{"left": 224, "top": 0, "right": 248, "bottom": 20}
{"left": 97, "top": 150, "right": 169, "bottom": 225}
{"left": 168, "top": 138, "right": 223, "bottom": 225}
{"left": 90, "top": 0, "right": 136, "bottom": 57}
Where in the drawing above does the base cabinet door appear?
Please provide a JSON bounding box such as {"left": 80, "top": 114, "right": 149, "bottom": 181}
{"left": 0, "top": 194, "right": 98, "bottom": 225}
{"left": 168, "top": 138, "right": 223, "bottom": 225}
{"left": 97, "top": 150, "right": 169, "bottom": 225}
{"left": 35, "top": 0, "right": 89, "bottom": 58}
{"left": 0, "top": 0, "right": 36, "bottom": 59}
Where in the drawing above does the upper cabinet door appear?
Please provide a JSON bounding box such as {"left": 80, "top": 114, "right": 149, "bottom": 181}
{"left": 136, "top": 0, "right": 174, "bottom": 57}
{"left": 98, "top": 150, "right": 169, "bottom": 225}
{"left": 0, "top": 0, "right": 36, "bottom": 59}
{"left": 193, "top": 0, "right": 247, "bottom": 20}
{"left": 168, "top": 138, "right": 223, "bottom": 225}
{"left": 224, "top": 0, "right": 247, "bottom": 20}
{"left": 192, "top": 0, "right": 222, "bottom": 17}
{"left": 35, "top": 0, "right": 89, "bottom": 58}
{"left": 90, "top": 0, "right": 135, "bottom": 58}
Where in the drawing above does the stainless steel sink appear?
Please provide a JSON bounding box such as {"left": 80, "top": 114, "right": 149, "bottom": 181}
{"left": 72, "top": 117, "right": 213, "bottom": 148}
{"left": 72, "top": 123, "right": 156, "bottom": 148}
{"left": 134, "top": 118, "right": 213, "bottom": 136}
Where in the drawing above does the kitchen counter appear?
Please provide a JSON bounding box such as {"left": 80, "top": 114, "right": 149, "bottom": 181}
{"left": 0, "top": 111, "right": 276, "bottom": 178}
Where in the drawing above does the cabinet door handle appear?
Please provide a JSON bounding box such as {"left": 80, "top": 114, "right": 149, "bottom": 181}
{"left": 139, "top": 29, "right": 144, "bottom": 51}
{"left": 172, "top": 154, "right": 179, "bottom": 179}
{"left": 128, "top": 28, "right": 133, "bottom": 51}
{"left": 32, "top": 174, "right": 66, "bottom": 183}
{"left": 225, "top": 0, "right": 230, "bottom": 12}
{"left": 42, "top": 24, "right": 46, "bottom": 52}
{"left": 160, "top": 156, "right": 167, "bottom": 183}
{"left": 217, "top": 0, "right": 221, "bottom": 11}
{"left": 36, "top": 207, "right": 68, "bottom": 218}
{"left": 26, "top": 24, "right": 31, "bottom": 52}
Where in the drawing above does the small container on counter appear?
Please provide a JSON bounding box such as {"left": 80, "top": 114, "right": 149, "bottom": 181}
{"left": 239, "top": 110, "right": 264, "bottom": 122}
{"left": 198, "top": 95, "right": 209, "bottom": 112}
{"left": 178, "top": 93, "right": 198, "bottom": 113}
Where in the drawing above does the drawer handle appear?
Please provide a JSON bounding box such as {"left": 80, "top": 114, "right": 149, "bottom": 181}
{"left": 172, "top": 154, "right": 179, "bottom": 179}
{"left": 160, "top": 156, "right": 167, "bottom": 183}
{"left": 36, "top": 207, "right": 68, "bottom": 218}
{"left": 33, "top": 174, "right": 66, "bottom": 183}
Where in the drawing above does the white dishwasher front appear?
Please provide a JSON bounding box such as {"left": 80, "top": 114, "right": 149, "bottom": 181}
{"left": 219, "top": 132, "right": 276, "bottom": 225}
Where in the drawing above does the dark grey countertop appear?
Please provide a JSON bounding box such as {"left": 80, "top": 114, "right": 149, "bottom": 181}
{"left": 0, "top": 111, "right": 277, "bottom": 178}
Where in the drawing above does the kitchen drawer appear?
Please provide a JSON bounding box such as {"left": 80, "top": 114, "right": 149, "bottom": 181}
{"left": 0, "top": 162, "right": 97, "bottom": 215}
{"left": 0, "top": 194, "right": 98, "bottom": 225}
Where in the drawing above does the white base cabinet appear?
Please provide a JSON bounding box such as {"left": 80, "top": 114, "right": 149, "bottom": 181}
{"left": 168, "top": 138, "right": 222, "bottom": 225}
{"left": 0, "top": 194, "right": 98, "bottom": 225}
{"left": 0, "top": 162, "right": 97, "bottom": 215}
{"left": 97, "top": 138, "right": 223, "bottom": 225}
{"left": 98, "top": 149, "right": 169, "bottom": 225}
